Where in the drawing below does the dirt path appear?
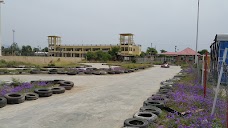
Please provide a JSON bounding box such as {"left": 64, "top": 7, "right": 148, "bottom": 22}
{"left": 0, "top": 65, "right": 181, "bottom": 128}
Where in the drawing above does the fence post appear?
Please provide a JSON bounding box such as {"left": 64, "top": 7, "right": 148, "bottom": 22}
{"left": 211, "top": 48, "right": 228, "bottom": 116}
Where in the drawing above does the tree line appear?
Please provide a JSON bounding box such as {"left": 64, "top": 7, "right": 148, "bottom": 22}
{"left": 1, "top": 43, "right": 48, "bottom": 56}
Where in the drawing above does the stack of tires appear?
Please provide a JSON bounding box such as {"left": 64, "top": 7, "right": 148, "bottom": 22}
{"left": 123, "top": 79, "right": 173, "bottom": 128}
{"left": 0, "top": 80, "right": 74, "bottom": 109}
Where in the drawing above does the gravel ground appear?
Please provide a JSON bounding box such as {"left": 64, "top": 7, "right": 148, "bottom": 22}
{"left": 0, "top": 65, "right": 181, "bottom": 128}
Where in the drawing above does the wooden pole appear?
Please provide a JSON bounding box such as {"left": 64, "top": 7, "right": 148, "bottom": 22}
{"left": 203, "top": 52, "right": 208, "bottom": 98}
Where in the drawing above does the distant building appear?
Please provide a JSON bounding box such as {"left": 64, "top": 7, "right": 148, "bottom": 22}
{"left": 34, "top": 52, "right": 48, "bottom": 56}
{"left": 47, "top": 33, "right": 141, "bottom": 59}
{"left": 159, "top": 47, "right": 201, "bottom": 64}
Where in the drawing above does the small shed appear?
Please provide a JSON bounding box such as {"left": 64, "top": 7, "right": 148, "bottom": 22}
{"left": 210, "top": 34, "right": 228, "bottom": 84}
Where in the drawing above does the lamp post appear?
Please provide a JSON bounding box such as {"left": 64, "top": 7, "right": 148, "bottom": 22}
{"left": 195, "top": 0, "right": 200, "bottom": 77}
{"left": 0, "top": 0, "right": 4, "bottom": 56}
{"left": 12, "top": 29, "right": 15, "bottom": 44}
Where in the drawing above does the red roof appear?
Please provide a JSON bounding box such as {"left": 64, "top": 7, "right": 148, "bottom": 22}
{"left": 160, "top": 52, "right": 177, "bottom": 56}
{"left": 160, "top": 47, "right": 200, "bottom": 56}
{"left": 178, "top": 48, "right": 200, "bottom": 55}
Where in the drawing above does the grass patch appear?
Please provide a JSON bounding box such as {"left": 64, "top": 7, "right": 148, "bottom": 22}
{"left": 154, "top": 67, "right": 227, "bottom": 128}
{"left": 107, "top": 62, "right": 153, "bottom": 69}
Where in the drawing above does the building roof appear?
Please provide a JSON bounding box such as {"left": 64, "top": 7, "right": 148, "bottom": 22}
{"left": 120, "top": 33, "right": 134, "bottom": 36}
{"left": 160, "top": 52, "right": 177, "bottom": 56}
{"left": 159, "top": 47, "right": 200, "bottom": 56}
{"left": 214, "top": 34, "right": 228, "bottom": 41}
{"left": 178, "top": 48, "right": 200, "bottom": 55}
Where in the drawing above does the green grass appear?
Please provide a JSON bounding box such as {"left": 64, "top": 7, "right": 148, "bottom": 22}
{"left": 107, "top": 62, "right": 153, "bottom": 69}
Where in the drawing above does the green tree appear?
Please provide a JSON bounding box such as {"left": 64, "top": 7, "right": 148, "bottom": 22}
{"left": 198, "top": 49, "right": 209, "bottom": 55}
{"left": 160, "top": 49, "right": 167, "bottom": 53}
{"left": 146, "top": 47, "right": 157, "bottom": 55}
{"left": 108, "top": 46, "right": 120, "bottom": 60}
{"left": 42, "top": 47, "right": 49, "bottom": 52}
{"left": 10, "top": 43, "right": 21, "bottom": 56}
{"left": 33, "top": 47, "right": 39, "bottom": 52}
{"left": 21, "top": 45, "right": 33, "bottom": 56}
{"left": 140, "top": 51, "right": 146, "bottom": 57}
{"left": 86, "top": 52, "right": 97, "bottom": 61}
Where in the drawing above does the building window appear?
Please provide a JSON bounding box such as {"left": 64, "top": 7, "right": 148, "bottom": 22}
{"left": 125, "top": 47, "right": 128, "bottom": 51}
{"left": 189, "top": 56, "right": 193, "bottom": 61}
{"left": 121, "top": 47, "right": 124, "bottom": 51}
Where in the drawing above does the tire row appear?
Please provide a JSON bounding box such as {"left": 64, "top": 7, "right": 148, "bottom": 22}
{"left": 123, "top": 73, "right": 185, "bottom": 128}
{"left": 123, "top": 75, "right": 184, "bottom": 128}
{"left": 29, "top": 66, "right": 152, "bottom": 76}
{"left": 0, "top": 80, "right": 74, "bottom": 108}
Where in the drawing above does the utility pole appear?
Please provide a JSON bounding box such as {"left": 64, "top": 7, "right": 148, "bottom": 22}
{"left": 151, "top": 43, "right": 152, "bottom": 48}
{"left": 175, "top": 46, "right": 177, "bottom": 52}
{"left": 12, "top": 29, "right": 15, "bottom": 43}
{"left": 0, "top": 0, "right": 4, "bottom": 56}
{"left": 195, "top": 0, "right": 200, "bottom": 78}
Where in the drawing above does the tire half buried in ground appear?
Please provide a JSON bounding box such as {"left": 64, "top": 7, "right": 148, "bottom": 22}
{"left": 34, "top": 88, "right": 53, "bottom": 97}
{"left": 139, "top": 106, "right": 162, "bottom": 116}
{"left": 51, "top": 87, "right": 65, "bottom": 94}
{"left": 0, "top": 97, "right": 7, "bottom": 108}
{"left": 59, "top": 81, "right": 74, "bottom": 90}
{"left": 4, "top": 93, "right": 25, "bottom": 104}
{"left": 25, "top": 93, "right": 39, "bottom": 101}
{"left": 124, "top": 118, "right": 149, "bottom": 128}
{"left": 133, "top": 112, "right": 158, "bottom": 123}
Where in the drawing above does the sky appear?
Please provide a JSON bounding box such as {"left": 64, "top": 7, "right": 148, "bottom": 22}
{"left": 1, "top": 0, "right": 228, "bottom": 52}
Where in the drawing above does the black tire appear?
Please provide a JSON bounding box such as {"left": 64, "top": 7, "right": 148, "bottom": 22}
{"left": 139, "top": 106, "right": 162, "bottom": 116}
{"left": 158, "top": 89, "right": 171, "bottom": 94}
{"left": 152, "top": 94, "right": 169, "bottom": 99}
{"left": 30, "top": 70, "right": 40, "bottom": 74}
{"left": 124, "top": 118, "right": 149, "bottom": 128}
{"left": 4, "top": 93, "right": 25, "bottom": 104}
{"left": 85, "top": 70, "right": 93, "bottom": 74}
{"left": 67, "top": 71, "right": 77, "bottom": 75}
{"left": 143, "top": 100, "right": 164, "bottom": 109}
{"left": 48, "top": 72, "right": 57, "bottom": 74}
{"left": 0, "top": 97, "right": 7, "bottom": 108}
{"left": 108, "top": 71, "right": 116, "bottom": 74}
{"left": 25, "top": 93, "right": 39, "bottom": 101}
{"left": 51, "top": 87, "right": 65, "bottom": 94}
{"left": 34, "top": 88, "right": 52, "bottom": 97}
{"left": 53, "top": 79, "right": 65, "bottom": 84}
{"left": 133, "top": 112, "right": 158, "bottom": 123}
{"left": 147, "top": 95, "right": 169, "bottom": 103}
{"left": 160, "top": 85, "right": 173, "bottom": 90}
{"left": 59, "top": 81, "right": 74, "bottom": 87}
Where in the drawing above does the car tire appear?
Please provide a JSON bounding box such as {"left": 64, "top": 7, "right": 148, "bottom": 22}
{"left": 133, "top": 112, "right": 158, "bottom": 123}
{"left": 34, "top": 88, "right": 52, "bottom": 97}
{"left": 0, "top": 97, "right": 7, "bottom": 108}
{"left": 124, "top": 118, "right": 149, "bottom": 128}
{"left": 158, "top": 89, "right": 171, "bottom": 94}
{"left": 59, "top": 81, "right": 74, "bottom": 87}
{"left": 147, "top": 95, "right": 169, "bottom": 103}
{"left": 4, "top": 93, "right": 25, "bottom": 104}
{"left": 152, "top": 94, "right": 169, "bottom": 99}
{"left": 25, "top": 93, "right": 39, "bottom": 101}
{"left": 143, "top": 100, "right": 164, "bottom": 109}
{"left": 139, "top": 106, "right": 162, "bottom": 116}
{"left": 51, "top": 87, "right": 65, "bottom": 94}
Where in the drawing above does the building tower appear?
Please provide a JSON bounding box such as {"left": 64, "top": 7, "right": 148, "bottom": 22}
{"left": 120, "top": 33, "right": 135, "bottom": 45}
{"left": 48, "top": 36, "right": 61, "bottom": 56}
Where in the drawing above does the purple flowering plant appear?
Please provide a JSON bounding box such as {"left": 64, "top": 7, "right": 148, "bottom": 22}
{"left": 0, "top": 80, "right": 54, "bottom": 96}
{"left": 160, "top": 68, "right": 226, "bottom": 128}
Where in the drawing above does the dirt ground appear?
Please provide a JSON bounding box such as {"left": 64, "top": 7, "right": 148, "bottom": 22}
{"left": 0, "top": 65, "right": 181, "bottom": 128}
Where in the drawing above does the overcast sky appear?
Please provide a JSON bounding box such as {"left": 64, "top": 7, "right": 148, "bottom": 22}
{"left": 2, "top": 0, "right": 228, "bottom": 52}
